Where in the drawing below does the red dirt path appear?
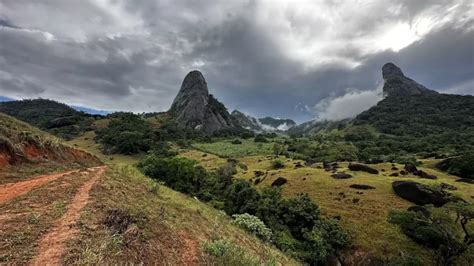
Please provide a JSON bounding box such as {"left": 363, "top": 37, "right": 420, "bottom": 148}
{"left": 31, "top": 166, "right": 106, "bottom": 265}
{"left": 0, "top": 169, "right": 81, "bottom": 203}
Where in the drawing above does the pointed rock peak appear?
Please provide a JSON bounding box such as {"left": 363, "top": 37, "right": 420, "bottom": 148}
{"left": 382, "top": 63, "right": 404, "bottom": 79}
{"left": 180, "top": 70, "right": 208, "bottom": 93}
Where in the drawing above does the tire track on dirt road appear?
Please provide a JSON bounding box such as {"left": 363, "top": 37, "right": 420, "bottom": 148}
{"left": 31, "top": 166, "right": 106, "bottom": 265}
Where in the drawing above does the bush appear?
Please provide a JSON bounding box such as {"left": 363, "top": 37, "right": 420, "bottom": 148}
{"left": 231, "top": 139, "right": 242, "bottom": 144}
{"left": 271, "top": 159, "right": 285, "bottom": 169}
{"left": 232, "top": 213, "right": 273, "bottom": 242}
{"left": 137, "top": 155, "right": 209, "bottom": 195}
{"left": 254, "top": 134, "right": 269, "bottom": 143}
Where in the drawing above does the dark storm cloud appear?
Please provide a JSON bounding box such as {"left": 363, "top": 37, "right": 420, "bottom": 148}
{"left": 0, "top": 0, "right": 472, "bottom": 122}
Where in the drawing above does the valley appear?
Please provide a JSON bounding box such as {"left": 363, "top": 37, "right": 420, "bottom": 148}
{"left": 0, "top": 63, "right": 473, "bottom": 265}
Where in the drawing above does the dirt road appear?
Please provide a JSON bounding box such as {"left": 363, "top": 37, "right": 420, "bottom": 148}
{"left": 31, "top": 166, "right": 106, "bottom": 265}
{"left": 0, "top": 169, "right": 84, "bottom": 204}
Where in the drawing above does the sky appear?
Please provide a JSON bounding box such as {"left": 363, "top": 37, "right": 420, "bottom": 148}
{"left": 0, "top": 0, "right": 473, "bottom": 123}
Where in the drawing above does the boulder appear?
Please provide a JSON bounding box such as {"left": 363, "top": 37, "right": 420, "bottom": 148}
{"left": 389, "top": 172, "right": 399, "bottom": 177}
{"left": 392, "top": 181, "right": 453, "bottom": 207}
{"left": 294, "top": 162, "right": 304, "bottom": 169}
{"left": 404, "top": 164, "right": 418, "bottom": 173}
{"left": 348, "top": 163, "right": 379, "bottom": 174}
{"left": 415, "top": 170, "right": 437, "bottom": 180}
{"left": 439, "top": 183, "right": 457, "bottom": 190}
{"left": 271, "top": 177, "right": 287, "bottom": 187}
{"left": 349, "top": 184, "right": 375, "bottom": 190}
{"left": 331, "top": 173, "right": 353, "bottom": 179}
{"left": 254, "top": 170, "right": 265, "bottom": 177}
{"left": 456, "top": 178, "right": 474, "bottom": 184}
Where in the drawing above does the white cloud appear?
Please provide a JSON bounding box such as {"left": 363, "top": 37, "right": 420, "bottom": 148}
{"left": 313, "top": 87, "right": 383, "bottom": 121}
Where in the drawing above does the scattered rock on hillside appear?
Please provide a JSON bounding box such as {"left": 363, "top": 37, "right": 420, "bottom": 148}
{"left": 294, "top": 162, "right": 304, "bottom": 169}
{"left": 271, "top": 177, "right": 288, "bottom": 187}
{"left": 331, "top": 173, "right": 353, "bottom": 179}
{"left": 392, "top": 181, "right": 455, "bottom": 207}
{"left": 456, "top": 178, "right": 474, "bottom": 184}
{"left": 439, "top": 183, "right": 457, "bottom": 190}
{"left": 348, "top": 163, "right": 379, "bottom": 174}
{"left": 254, "top": 170, "right": 265, "bottom": 177}
{"left": 404, "top": 164, "right": 418, "bottom": 173}
{"left": 391, "top": 166, "right": 398, "bottom": 171}
{"left": 399, "top": 170, "right": 408, "bottom": 176}
{"left": 389, "top": 172, "right": 399, "bottom": 177}
{"left": 415, "top": 170, "right": 437, "bottom": 180}
{"left": 349, "top": 184, "right": 375, "bottom": 190}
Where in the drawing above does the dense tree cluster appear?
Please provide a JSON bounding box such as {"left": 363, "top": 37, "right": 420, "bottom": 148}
{"left": 96, "top": 113, "right": 152, "bottom": 154}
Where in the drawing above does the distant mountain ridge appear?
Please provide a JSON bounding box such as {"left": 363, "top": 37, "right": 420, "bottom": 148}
{"left": 0, "top": 99, "right": 94, "bottom": 140}
{"left": 231, "top": 110, "right": 296, "bottom": 132}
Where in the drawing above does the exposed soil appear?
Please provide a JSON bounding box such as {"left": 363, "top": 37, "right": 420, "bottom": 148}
{"left": 0, "top": 169, "right": 81, "bottom": 203}
{"left": 31, "top": 166, "right": 106, "bottom": 265}
{"left": 179, "top": 231, "right": 200, "bottom": 266}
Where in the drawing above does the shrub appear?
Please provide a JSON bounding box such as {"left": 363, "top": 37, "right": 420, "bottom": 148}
{"left": 254, "top": 134, "right": 269, "bottom": 143}
{"left": 231, "top": 139, "right": 242, "bottom": 144}
{"left": 271, "top": 159, "right": 285, "bottom": 169}
{"left": 137, "top": 155, "right": 209, "bottom": 195}
{"left": 232, "top": 213, "right": 273, "bottom": 242}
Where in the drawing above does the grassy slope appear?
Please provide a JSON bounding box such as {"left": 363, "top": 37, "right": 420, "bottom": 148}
{"left": 181, "top": 147, "right": 474, "bottom": 263}
{"left": 62, "top": 165, "right": 297, "bottom": 265}
{"left": 0, "top": 113, "right": 99, "bottom": 183}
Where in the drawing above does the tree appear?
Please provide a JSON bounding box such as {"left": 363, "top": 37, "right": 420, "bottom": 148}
{"left": 389, "top": 202, "right": 474, "bottom": 265}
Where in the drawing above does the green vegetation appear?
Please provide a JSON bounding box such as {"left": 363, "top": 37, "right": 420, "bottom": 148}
{"left": 271, "top": 159, "right": 285, "bottom": 169}
{"left": 96, "top": 113, "right": 152, "bottom": 155}
{"left": 354, "top": 93, "right": 474, "bottom": 155}
{"left": 232, "top": 213, "right": 273, "bottom": 242}
{"left": 389, "top": 202, "right": 474, "bottom": 265}
{"left": 438, "top": 153, "right": 474, "bottom": 179}
{"left": 193, "top": 138, "right": 274, "bottom": 157}
{"left": 203, "top": 239, "right": 276, "bottom": 265}
{"left": 0, "top": 99, "right": 94, "bottom": 140}
{"left": 138, "top": 153, "right": 350, "bottom": 264}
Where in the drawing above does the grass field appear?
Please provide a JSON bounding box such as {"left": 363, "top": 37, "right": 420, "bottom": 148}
{"left": 192, "top": 138, "right": 275, "bottom": 158}
{"left": 180, "top": 149, "right": 474, "bottom": 264}
{"left": 67, "top": 131, "right": 144, "bottom": 167}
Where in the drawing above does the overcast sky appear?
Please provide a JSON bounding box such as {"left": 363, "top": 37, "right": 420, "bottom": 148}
{"left": 0, "top": 0, "right": 473, "bottom": 122}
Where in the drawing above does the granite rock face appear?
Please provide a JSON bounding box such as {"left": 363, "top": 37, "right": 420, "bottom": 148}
{"left": 382, "top": 63, "right": 438, "bottom": 97}
{"left": 169, "top": 70, "right": 235, "bottom": 134}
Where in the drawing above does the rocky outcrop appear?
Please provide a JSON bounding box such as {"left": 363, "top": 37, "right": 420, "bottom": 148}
{"left": 382, "top": 63, "right": 438, "bottom": 98}
{"left": 169, "top": 71, "right": 235, "bottom": 134}
{"left": 392, "top": 181, "right": 457, "bottom": 207}
{"left": 348, "top": 163, "right": 379, "bottom": 174}
{"left": 271, "top": 177, "right": 288, "bottom": 187}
